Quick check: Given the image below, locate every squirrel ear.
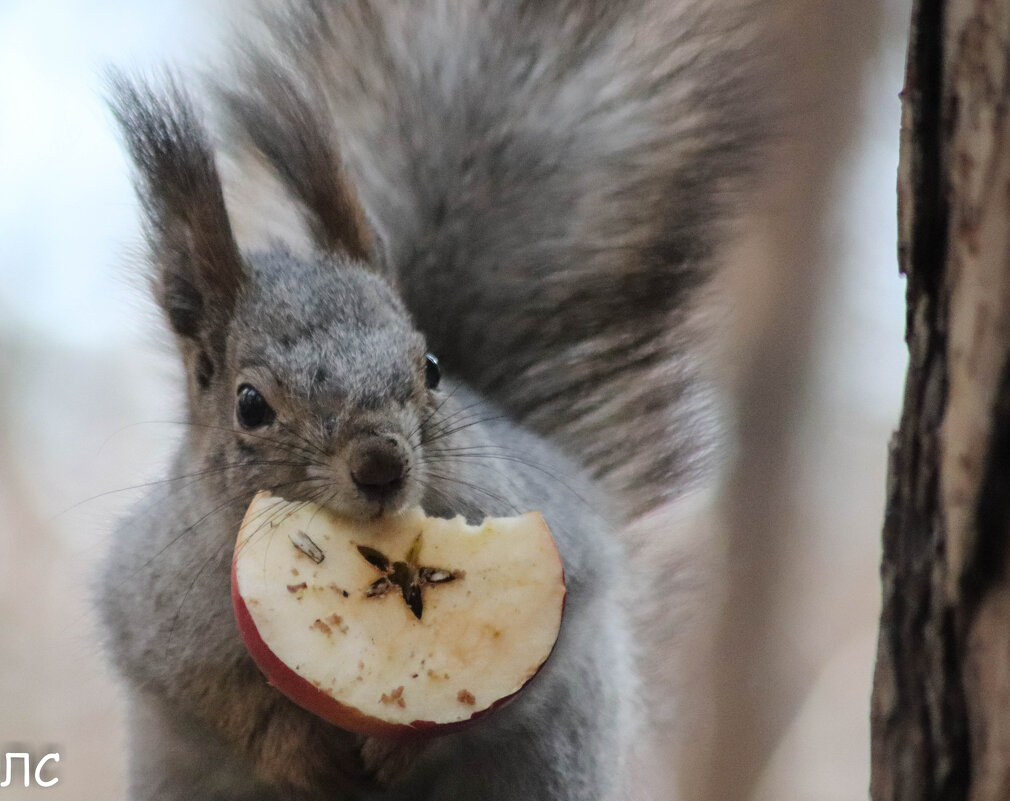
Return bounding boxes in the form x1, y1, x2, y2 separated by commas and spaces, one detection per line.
108, 72, 246, 341
220, 67, 376, 263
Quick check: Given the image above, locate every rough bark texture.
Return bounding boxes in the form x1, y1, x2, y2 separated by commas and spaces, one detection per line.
871, 1, 1010, 799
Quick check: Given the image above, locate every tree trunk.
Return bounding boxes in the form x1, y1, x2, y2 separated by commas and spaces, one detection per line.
871, 1, 1010, 799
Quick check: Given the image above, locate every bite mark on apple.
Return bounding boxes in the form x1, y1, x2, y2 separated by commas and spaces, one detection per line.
312, 618, 333, 635
380, 686, 406, 708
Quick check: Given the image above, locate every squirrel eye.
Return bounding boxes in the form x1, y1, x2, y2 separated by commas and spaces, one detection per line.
236, 384, 276, 429
424, 353, 441, 390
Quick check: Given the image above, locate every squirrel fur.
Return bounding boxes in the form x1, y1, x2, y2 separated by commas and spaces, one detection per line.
98, 1, 763, 799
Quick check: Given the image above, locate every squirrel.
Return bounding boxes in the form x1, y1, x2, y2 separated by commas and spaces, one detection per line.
97, 1, 763, 799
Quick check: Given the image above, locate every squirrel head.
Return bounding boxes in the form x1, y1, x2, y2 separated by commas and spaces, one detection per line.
110, 75, 442, 519
224, 252, 438, 519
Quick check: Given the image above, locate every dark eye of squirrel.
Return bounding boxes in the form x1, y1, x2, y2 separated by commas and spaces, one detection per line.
425, 353, 441, 390
236, 384, 275, 429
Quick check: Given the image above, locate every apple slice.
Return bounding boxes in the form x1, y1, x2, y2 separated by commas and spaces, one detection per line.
232, 491, 566, 737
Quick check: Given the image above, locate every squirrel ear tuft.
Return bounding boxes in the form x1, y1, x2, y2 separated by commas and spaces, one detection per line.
108, 71, 246, 341
220, 66, 376, 263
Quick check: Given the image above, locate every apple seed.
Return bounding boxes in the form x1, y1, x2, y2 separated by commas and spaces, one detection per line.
355, 535, 462, 620
289, 529, 325, 564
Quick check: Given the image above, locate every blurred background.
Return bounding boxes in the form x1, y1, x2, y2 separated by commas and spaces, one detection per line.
0, 0, 909, 798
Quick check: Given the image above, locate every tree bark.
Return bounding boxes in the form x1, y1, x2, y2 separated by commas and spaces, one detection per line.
871, 1, 1010, 800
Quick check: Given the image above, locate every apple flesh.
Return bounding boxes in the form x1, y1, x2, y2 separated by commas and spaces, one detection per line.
232, 491, 566, 737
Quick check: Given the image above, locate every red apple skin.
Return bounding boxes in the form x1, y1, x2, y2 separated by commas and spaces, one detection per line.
231, 537, 567, 739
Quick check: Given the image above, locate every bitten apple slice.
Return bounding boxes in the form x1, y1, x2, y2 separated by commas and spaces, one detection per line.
232, 491, 566, 737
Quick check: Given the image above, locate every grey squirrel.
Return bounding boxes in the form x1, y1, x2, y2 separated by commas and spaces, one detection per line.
98, 1, 763, 799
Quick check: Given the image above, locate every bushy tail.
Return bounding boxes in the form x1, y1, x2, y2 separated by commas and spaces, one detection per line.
219, 0, 765, 519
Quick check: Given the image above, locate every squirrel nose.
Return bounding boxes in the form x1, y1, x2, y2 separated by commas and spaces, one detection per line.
349, 437, 406, 499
